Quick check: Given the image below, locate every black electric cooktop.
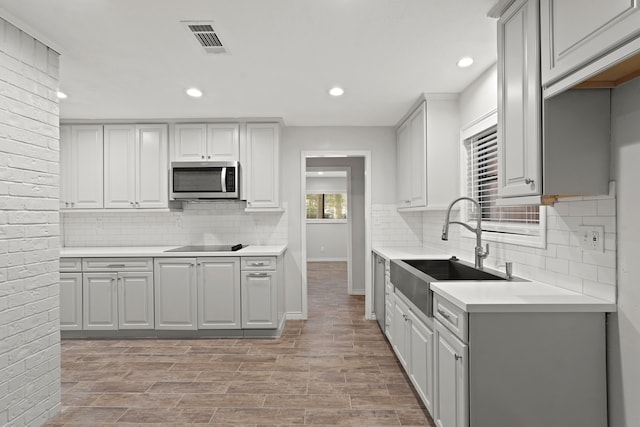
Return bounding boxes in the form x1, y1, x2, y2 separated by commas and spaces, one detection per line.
165, 244, 246, 252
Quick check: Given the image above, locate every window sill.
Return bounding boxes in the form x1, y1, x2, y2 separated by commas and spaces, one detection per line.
306, 219, 348, 224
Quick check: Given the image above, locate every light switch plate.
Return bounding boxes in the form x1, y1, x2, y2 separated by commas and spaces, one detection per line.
578, 225, 605, 252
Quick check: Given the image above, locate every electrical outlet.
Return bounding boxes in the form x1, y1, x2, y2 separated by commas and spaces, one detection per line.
578, 226, 604, 252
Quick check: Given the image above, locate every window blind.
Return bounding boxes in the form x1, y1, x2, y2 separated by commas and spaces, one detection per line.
465, 126, 540, 236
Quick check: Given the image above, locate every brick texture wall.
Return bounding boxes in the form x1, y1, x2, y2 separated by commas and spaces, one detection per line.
0, 18, 62, 426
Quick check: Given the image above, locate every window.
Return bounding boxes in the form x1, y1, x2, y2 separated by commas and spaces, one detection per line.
464, 125, 544, 245
306, 193, 347, 220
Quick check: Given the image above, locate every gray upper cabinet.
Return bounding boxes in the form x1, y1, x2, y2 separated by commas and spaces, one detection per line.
497, 0, 541, 198
244, 123, 281, 210
540, 0, 640, 86
60, 125, 104, 209
104, 124, 168, 209
396, 97, 459, 210
172, 123, 240, 162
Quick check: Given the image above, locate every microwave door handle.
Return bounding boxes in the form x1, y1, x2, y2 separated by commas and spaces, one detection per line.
221, 167, 227, 192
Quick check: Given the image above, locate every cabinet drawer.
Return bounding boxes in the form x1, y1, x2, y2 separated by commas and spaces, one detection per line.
241, 257, 276, 271
60, 258, 82, 272
82, 258, 153, 272
433, 293, 468, 343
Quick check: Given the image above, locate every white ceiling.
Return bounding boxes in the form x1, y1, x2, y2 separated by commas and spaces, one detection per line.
0, 0, 498, 126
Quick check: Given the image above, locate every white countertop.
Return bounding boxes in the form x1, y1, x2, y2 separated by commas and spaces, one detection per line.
430, 280, 616, 313
372, 246, 450, 261
373, 245, 616, 313
60, 245, 287, 258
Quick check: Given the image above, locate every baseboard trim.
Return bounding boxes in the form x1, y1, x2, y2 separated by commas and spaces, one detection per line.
286, 312, 306, 320
307, 258, 348, 262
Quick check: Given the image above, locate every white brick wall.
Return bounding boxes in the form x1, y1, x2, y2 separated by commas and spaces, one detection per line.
0, 18, 61, 426
421, 186, 617, 302
62, 201, 288, 247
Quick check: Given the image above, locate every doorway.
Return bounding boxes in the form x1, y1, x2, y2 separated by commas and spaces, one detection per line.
300, 151, 373, 320
305, 166, 352, 293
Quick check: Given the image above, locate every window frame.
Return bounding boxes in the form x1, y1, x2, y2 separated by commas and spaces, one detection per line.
460, 112, 546, 249
305, 190, 349, 224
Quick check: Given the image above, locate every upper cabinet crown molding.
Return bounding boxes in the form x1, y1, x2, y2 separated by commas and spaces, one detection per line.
488, 0, 517, 18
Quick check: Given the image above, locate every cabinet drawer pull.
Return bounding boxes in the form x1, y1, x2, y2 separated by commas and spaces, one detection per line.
106, 264, 126, 268
248, 272, 268, 277
437, 309, 451, 320
250, 262, 266, 266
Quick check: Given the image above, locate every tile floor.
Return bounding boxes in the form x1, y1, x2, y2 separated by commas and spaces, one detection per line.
45, 261, 435, 426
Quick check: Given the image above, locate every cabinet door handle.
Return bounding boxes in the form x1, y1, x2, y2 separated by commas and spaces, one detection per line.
201, 155, 205, 159
525, 178, 534, 185
248, 272, 268, 277
455, 354, 463, 361
437, 309, 451, 320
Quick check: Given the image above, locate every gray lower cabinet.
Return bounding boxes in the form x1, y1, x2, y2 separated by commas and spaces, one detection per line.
118, 271, 154, 329
154, 258, 197, 330
83, 272, 118, 330
197, 257, 241, 329
241, 257, 278, 328
81, 258, 154, 331
433, 292, 607, 427
61, 254, 284, 334
433, 319, 468, 427
392, 291, 435, 415
59, 272, 83, 331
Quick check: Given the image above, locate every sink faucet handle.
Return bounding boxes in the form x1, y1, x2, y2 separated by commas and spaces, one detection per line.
477, 243, 489, 258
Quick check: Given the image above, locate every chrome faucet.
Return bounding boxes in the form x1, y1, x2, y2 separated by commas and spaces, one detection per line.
441, 196, 490, 270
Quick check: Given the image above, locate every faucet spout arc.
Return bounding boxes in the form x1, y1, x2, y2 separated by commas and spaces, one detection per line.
441, 196, 489, 270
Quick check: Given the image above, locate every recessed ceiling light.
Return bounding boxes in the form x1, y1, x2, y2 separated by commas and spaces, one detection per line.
457, 57, 474, 68
186, 87, 203, 98
329, 87, 344, 97
56, 91, 67, 99
317, 171, 324, 175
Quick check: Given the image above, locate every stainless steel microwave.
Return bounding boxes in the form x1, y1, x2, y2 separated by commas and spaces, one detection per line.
170, 161, 239, 200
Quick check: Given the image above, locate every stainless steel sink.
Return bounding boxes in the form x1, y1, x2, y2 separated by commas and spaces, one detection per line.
390, 257, 507, 317
401, 258, 505, 281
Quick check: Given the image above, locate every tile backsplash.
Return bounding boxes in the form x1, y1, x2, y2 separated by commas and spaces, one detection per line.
61, 201, 288, 247
372, 204, 423, 248
421, 184, 617, 302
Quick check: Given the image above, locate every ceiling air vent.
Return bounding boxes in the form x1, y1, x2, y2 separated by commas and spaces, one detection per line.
181, 21, 229, 55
